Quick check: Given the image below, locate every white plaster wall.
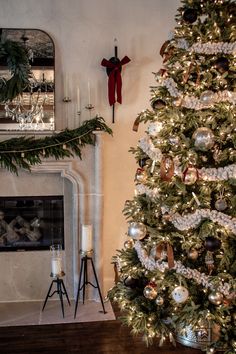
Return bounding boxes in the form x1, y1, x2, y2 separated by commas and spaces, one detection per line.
0, 0, 180, 294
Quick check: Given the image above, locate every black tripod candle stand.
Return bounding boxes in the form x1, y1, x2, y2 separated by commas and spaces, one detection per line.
42, 273, 71, 318
74, 250, 107, 318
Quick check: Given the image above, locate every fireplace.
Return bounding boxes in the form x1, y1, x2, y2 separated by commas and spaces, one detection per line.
0, 196, 64, 251
0, 131, 104, 302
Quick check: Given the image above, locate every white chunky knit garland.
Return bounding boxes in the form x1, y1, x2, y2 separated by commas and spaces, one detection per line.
169, 208, 236, 235
158, 78, 236, 109
176, 39, 236, 55
134, 241, 232, 296
138, 136, 162, 162
139, 136, 236, 182
136, 184, 159, 199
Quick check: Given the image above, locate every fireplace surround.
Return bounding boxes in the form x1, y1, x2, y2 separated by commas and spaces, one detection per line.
0, 131, 104, 302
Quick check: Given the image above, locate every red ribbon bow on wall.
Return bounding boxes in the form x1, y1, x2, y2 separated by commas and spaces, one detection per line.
101, 56, 131, 106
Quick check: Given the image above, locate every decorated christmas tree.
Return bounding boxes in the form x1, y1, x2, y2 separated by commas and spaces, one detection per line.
109, 0, 236, 353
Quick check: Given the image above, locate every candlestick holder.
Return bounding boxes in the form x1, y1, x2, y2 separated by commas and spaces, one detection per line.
74, 249, 107, 318
85, 103, 94, 110
62, 96, 71, 102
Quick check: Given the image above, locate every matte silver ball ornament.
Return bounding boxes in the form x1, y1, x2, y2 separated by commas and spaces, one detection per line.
124, 239, 134, 250
155, 295, 164, 305
171, 286, 189, 303
215, 198, 227, 211
143, 285, 158, 300
208, 291, 224, 305
127, 222, 147, 240
193, 127, 215, 151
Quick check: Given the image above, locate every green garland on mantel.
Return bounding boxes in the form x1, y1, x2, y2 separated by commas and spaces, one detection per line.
0, 116, 112, 174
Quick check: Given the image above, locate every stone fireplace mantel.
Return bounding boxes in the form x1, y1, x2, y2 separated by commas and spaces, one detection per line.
0, 131, 104, 302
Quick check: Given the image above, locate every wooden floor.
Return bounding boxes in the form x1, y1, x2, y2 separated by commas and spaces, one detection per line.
0, 305, 202, 354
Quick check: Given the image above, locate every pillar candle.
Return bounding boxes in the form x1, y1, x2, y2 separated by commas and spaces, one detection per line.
81, 224, 93, 252
51, 257, 62, 275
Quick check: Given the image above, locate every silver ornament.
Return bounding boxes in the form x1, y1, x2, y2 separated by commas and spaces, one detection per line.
147, 121, 163, 136
193, 127, 215, 151
171, 286, 189, 303
215, 198, 227, 211
127, 222, 147, 240
124, 239, 134, 250
200, 90, 215, 105
208, 291, 223, 305
188, 248, 199, 260
143, 285, 158, 300
155, 295, 164, 305
183, 166, 198, 185
207, 347, 216, 354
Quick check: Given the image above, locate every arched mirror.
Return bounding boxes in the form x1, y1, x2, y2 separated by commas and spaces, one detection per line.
0, 28, 55, 131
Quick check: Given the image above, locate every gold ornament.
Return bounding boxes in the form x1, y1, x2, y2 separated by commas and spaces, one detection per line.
135, 168, 147, 183
124, 239, 134, 250
188, 248, 199, 260
205, 251, 214, 274
143, 284, 158, 300
208, 291, 224, 305
231, 339, 236, 349
193, 127, 215, 151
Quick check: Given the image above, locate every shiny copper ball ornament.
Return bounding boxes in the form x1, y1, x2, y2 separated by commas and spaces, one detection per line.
143, 284, 158, 300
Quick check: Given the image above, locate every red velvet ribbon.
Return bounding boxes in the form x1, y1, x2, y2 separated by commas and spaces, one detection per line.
101, 56, 131, 106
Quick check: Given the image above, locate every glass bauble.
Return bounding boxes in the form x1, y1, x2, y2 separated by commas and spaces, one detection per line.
155, 295, 164, 305
171, 286, 189, 303
183, 166, 198, 185
124, 239, 134, 250
205, 236, 221, 252
147, 121, 163, 137
215, 198, 227, 211
208, 291, 223, 305
193, 127, 215, 151
127, 222, 147, 240
200, 90, 215, 105
143, 284, 158, 299
183, 8, 198, 23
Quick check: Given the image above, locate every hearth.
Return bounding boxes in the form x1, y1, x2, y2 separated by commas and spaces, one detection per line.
0, 195, 64, 251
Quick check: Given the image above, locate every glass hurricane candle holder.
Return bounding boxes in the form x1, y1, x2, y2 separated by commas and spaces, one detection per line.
50, 244, 65, 278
